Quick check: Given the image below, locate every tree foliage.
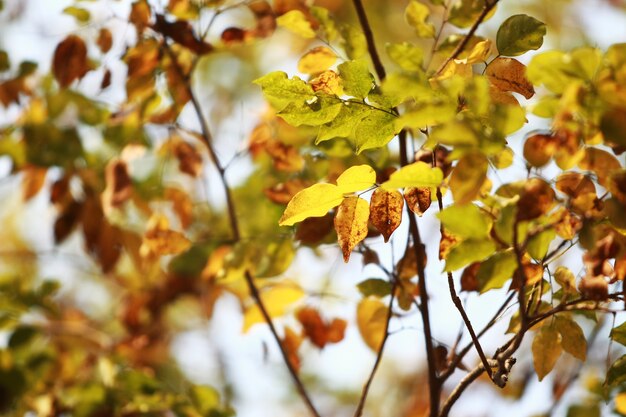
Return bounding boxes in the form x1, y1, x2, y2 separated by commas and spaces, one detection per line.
1, 0, 626, 416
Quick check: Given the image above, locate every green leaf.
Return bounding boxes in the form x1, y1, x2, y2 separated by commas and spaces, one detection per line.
532, 326, 562, 381
496, 14, 546, 57
444, 238, 496, 272
354, 111, 398, 153
340, 24, 367, 60
357, 278, 392, 298
338, 60, 374, 99
63, 6, 91, 23
316, 104, 368, 143
386, 42, 424, 72
437, 204, 492, 239
381, 162, 443, 190
555, 316, 586, 361
336, 165, 377, 193
566, 404, 600, 417
527, 228, 556, 259
449, 0, 495, 28
430, 121, 479, 146
610, 321, 626, 346
278, 97, 343, 126
279, 183, 345, 226
405, 1, 435, 38
8, 326, 38, 349
606, 355, 626, 387
254, 71, 314, 111
526, 51, 574, 94
396, 101, 456, 130
381, 72, 430, 105
0, 50, 10, 72
191, 385, 220, 415
477, 249, 517, 292
310, 6, 339, 41
276, 10, 315, 38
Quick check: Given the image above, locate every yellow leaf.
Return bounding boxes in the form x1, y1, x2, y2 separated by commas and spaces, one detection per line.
140, 213, 191, 258
460, 40, 493, 64
369, 188, 403, 242
279, 183, 344, 226
276, 10, 315, 38
334, 196, 369, 262
298, 46, 337, 75
532, 326, 562, 381
243, 284, 305, 331
310, 70, 343, 95
555, 316, 587, 361
336, 164, 377, 193
449, 152, 488, 204
381, 162, 443, 190
616, 392, 626, 415
357, 297, 387, 351
430, 60, 472, 84
486, 57, 535, 99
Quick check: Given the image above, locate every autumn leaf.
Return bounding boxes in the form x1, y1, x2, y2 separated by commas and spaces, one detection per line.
381, 162, 443, 190
369, 188, 403, 242
486, 57, 535, 99
336, 164, 377, 193
532, 326, 562, 381
279, 183, 344, 226
357, 297, 387, 351
296, 307, 346, 348
334, 196, 370, 262
554, 316, 586, 361
298, 46, 337, 75
404, 187, 431, 216
53, 35, 91, 88
243, 284, 305, 331
102, 158, 133, 214
449, 152, 488, 205
496, 14, 546, 57
21, 165, 47, 201
140, 213, 192, 258
276, 10, 315, 38
281, 326, 303, 372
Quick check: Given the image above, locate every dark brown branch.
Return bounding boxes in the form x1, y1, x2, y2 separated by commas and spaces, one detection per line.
351, 0, 386, 81
434, 0, 500, 75
439, 364, 485, 417
353, 278, 399, 417
163, 41, 322, 417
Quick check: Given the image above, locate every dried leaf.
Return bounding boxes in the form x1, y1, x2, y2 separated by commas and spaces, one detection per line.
369, 188, 403, 242
140, 213, 192, 258
173, 140, 203, 177
296, 307, 346, 348
130, 0, 151, 34
102, 159, 133, 214
96, 28, 113, 53
532, 326, 562, 381
282, 326, 303, 372
21, 166, 47, 201
154, 14, 213, 54
310, 70, 343, 95
295, 213, 334, 245
404, 187, 431, 216
298, 46, 337, 75
486, 57, 535, 99
52, 35, 90, 88
165, 187, 193, 229
334, 196, 370, 262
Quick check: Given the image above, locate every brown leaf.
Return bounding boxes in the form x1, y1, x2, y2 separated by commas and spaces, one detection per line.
154, 14, 213, 55
102, 159, 133, 213
296, 307, 346, 348
461, 262, 481, 292
140, 213, 192, 258
310, 70, 342, 95
52, 35, 91, 88
281, 326, 303, 372
265, 140, 304, 172
397, 244, 427, 280
369, 188, 403, 242
0, 78, 28, 107
248, 1, 276, 38
54, 200, 82, 243
265, 179, 310, 205
516, 178, 555, 221
173, 140, 202, 177
130, 0, 151, 34
81, 196, 122, 272
96, 28, 113, 53
523, 133, 557, 167
101, 68, 112, 90
439, 230, 459, 260
50, 176, 71, 206
404, 187, 431, 216
334, 196, 369, 263
415, 147, 452, 177
578, 275, 608, 301
579, 147, 621, 187
295, 213, 334, 245
486, 57, 535, 99
165, 187, 193, 229
21, 166, 47, 201
556, 172, 595, 197
221, 27, 246, 44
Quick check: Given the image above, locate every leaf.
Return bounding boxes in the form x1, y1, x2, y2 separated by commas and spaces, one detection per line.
437, 204, 492, 239
554, 316, 586, 361
338, 60, 374, 99
532, 326, 562, 381
527, 228, 556, 259
381, 162, 443, 190
281, 326, 302, 372
606, 355, 626, 387
617, 393, 626, 416
316, 104, 367, 143
21, 166, 47, 201
554, 266, 577, 294
140, 213, 192, 258
154, 14, 212, 54
357, 297, 387, 351
296, 307, 346, 348
404, 187, 431, 216
369, 188, 403, 242
601, 108, 626, 147
357, 278, 392, 298
310, 70, 343, 95
524, 133, 556, 167
405, 1, 435, 38
610, 321, 626, 346
354, 110, 398, 153
278, 97, 344, 126
243, 284, 305, 331
486, 57, 535, 99
279, 183, 344, 226
477, 249, 517, 292
448, 0, 496, 28
63, 6, 90, 23
444, 238, 496, 272
334, 196, 370, 262
386, 42, 424, 72
397, 101, 457, 131
430, 121, 479, 146
449, 152, 488, 205
53, 35, 91, 88
277, 10, 315, 38
96, 28, 113, 53
298, 47, 337, 75
336, 164, 377, 193
496, 14, 546, 57
254, 71, 315, 111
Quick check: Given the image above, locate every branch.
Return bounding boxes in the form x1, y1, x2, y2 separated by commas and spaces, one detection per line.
163, 41, 322, 417
439, 364, 485, 417
434, 0, 500, 75
351, 0, 386, 81
353, 277, 399, 417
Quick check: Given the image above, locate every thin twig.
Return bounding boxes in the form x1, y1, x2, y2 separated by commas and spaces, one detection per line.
435, 0, 500, 75
351, 0, 386, 81
439, 364, 485, 417
162, 40, 322, 417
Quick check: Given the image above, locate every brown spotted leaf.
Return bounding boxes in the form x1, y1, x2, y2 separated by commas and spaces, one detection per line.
334, 196, 369, 262
369, 188, 403, 242
173, 140, 203, 177
404, 187, 431, 216
53, 35, 91, 88
486, 57, 535, 99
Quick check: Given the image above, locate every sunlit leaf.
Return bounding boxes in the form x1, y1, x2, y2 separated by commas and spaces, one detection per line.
554, 266, 577, 294
334, 196, 370, 262
437, 204, 492, 239
254, 71, 315, 111
405, 1, 435, 38
449, 152, 488, 205
486, 57, 535, 99
357, 297, 387, 351
357, 278, 392, 298
606, 355, 626, 387
386, 42, 424, 72
338, 60, 374, 99
278, 97, 344, 126
336, 164, 377, 193
477, 249, 517, 292
381, 162, 443, 190
449, 0, 496, 28
532, 326, 562, 381
404, 187, 431, 216
296, 307, 346, 348
279, 183, 344, 226
354, 110, 398, 153
555, 316, 586, 361
298, 46, 337, 75
243, 284, 305, 331
444, 238, 496, 272
52, 35, 91, 88
369, 188, 403, 242
496, 14, 546, 57
276, 10, 315, 38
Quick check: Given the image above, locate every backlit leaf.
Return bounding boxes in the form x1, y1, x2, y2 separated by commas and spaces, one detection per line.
243, 284, 305, 331
610, 322, 626, 346
405, 1, 435, 38
357, 278, 392, 298
336, 164, 377, 193
279, 183, 344, 226
600, 108, 626, 147
317, 104, 367, 143
404, 187, 431, 216
334, 196, 370, 262
53, 35, 91, 88
527, 228, 556, 259
254, 71, 314, 111
449, 152, 488, 204
532, 326, 562, 381
369, 188, 403, 242
554, 266, 577, 294
496, 14, 546, 57
606, 355, 626, 387
386, 42, 424, 72
555, 316, 586, 361
448, 0, 496, 29
276, 10, 315, 38
338, 60, 374, 99
437, 204, 492, 239
298, 47, 337, 75
278, 97, 344, 126
354, 110, 398, 153
357, 297, 387, 351
444, 238, 496, 272
486, 57, 535, 99
296, 307, 346, 348
381, 162, 443, 190
477, 249, 517, 292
